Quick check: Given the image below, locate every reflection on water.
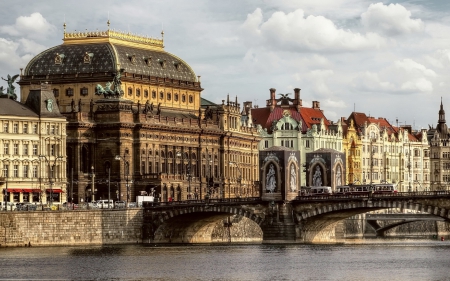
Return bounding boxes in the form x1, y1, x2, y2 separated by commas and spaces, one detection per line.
0, 241, 449, 281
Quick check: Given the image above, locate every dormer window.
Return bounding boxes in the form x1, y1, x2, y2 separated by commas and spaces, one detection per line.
83, 52, 93, 64
54, 53, 65, 65
144, 57, 152, 66
174, 62, 182, 71
159, 59, 166, 68
127, 54, 136, 64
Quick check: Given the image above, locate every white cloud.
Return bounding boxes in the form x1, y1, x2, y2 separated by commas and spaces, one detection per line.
0, 37, 30, 71
240, 8, 386, 53
17, 38, 46, 54
0, 13, 56, 40
361, 3, 424, 36
352, 58, 435, 94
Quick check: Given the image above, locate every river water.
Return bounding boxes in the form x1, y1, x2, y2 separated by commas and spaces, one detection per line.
0, 241, 449, 281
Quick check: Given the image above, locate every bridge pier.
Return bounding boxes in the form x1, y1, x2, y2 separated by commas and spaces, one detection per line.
261, 202, 296, 243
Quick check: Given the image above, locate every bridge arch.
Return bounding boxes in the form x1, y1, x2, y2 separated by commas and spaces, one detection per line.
294, 199, 450, 243
144, 205, 265, 244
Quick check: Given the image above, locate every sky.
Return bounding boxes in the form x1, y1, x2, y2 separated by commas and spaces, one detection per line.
0, 0, 450, 130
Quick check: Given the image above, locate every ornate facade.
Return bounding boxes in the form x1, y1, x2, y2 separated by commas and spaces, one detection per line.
0, 85, 67, 204
19, 24, 260, 203
250, 88, 343, 187
345, 112, 429, 191
428, 99, 450, 191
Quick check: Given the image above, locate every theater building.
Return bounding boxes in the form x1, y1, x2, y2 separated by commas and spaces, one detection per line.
18, 23, 260, 203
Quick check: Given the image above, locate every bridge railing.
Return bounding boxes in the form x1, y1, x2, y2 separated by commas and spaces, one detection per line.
142, 197, 261, 208
296, 190, 450, 201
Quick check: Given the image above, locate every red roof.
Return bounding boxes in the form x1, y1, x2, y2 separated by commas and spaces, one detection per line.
252, 106, 329, 133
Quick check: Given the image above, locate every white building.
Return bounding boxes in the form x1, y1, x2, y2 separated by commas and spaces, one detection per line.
0, 84, 67, 205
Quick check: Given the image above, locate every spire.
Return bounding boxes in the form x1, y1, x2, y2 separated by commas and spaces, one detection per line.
439, 97, 445, 124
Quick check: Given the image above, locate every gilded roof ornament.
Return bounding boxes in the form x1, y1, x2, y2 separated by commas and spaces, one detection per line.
63, 28, 164, 51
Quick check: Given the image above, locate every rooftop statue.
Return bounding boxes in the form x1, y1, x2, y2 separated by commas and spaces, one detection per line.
1, 74, 19, 100
95, 70, 124, 99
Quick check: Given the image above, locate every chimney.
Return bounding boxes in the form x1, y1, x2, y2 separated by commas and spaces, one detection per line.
312, 101, 320, 109
270, 88, 276, 100
294, 88, 302, 112
267, 88, 277, 112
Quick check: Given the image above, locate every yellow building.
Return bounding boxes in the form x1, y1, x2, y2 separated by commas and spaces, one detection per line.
342, 119, 362, 185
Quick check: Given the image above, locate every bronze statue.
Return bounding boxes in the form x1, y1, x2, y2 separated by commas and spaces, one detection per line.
1, 74, 19, 100
95, 70, 124, 99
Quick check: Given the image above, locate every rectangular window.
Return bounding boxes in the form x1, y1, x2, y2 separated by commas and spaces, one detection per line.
13, 123, 18, 133
3, 165, 8, 178
13, 165, 18, 178
3, 123, 8, 133
23, 124, 28, 134
305, 140, 310, 148
32, 144, 38, 155
50, 125, 55, 135
141, 161, 146, 174
13, 143, 18, 155
4, 143, 9, 155
33, 124, 38, 134
264, 140, 269, 148
23, 144, 28, 155
23, 165, 29, 178
50, 144, 55, 156
32, 165, 38, 178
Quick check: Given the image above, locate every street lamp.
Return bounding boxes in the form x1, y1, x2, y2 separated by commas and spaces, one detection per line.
39, 154, 63, 206
115, 154, 130, 207
176, 151, 192, 200
229, 161, 242, 199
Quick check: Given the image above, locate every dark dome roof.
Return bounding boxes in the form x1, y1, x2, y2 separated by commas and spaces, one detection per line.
23, 29, 197, 82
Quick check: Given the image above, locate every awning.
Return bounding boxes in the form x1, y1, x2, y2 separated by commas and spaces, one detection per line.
7, 189, 23, 192
46, 189, 63, 193
24, 189, 41, 193
6, 188, 41, 193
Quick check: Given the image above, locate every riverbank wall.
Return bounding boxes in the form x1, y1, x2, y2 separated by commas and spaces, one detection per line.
0, 209, 143, 247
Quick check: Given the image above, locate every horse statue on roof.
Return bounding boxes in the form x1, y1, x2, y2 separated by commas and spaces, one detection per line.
95, 70, 124, 99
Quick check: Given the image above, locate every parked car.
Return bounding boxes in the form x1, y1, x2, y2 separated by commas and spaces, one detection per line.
87, 202, 98, 209
115, 201, 126, 208
97, 200, 114, 209
128, 202, 137, 208
0, 202, 16, 211
62, 202, 78, 210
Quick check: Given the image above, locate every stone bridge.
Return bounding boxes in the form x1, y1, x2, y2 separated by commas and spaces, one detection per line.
142, 191, 450, 244
365, 213, 446, 237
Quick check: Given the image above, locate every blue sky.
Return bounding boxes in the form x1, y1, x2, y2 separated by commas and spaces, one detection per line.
0, 0, 449, 130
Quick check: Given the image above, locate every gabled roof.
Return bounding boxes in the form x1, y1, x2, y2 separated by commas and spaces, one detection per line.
251, 106, 329, 134
251, 107, 303, 133
300, 107, 330, 130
